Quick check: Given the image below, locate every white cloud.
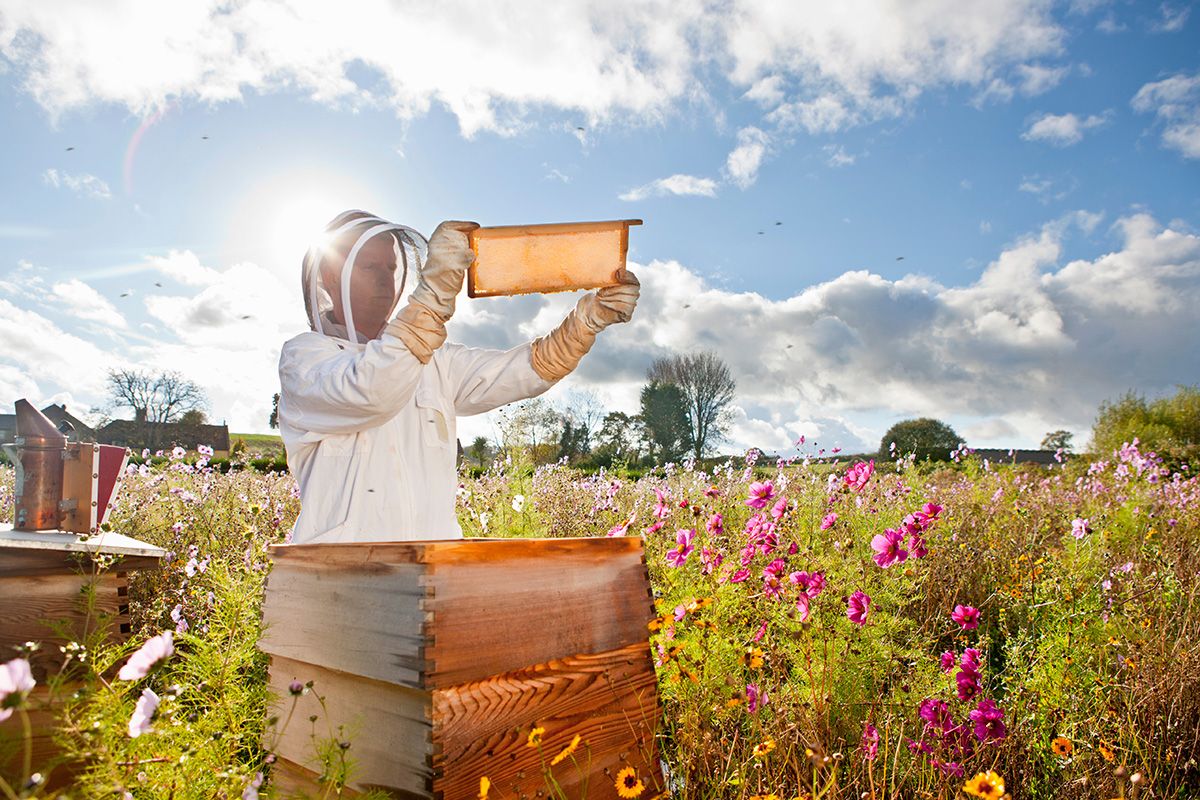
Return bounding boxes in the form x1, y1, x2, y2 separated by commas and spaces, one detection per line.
0, 0, 1067, 144
1151, 4, 1190, 32
1017, 173, 1076, 203
1132, 72, 1200, 159
146, 249, 224, 287
1021, 111, 1111, 146
51, 278, 126, 328
823, 144, 856, 167
42, 168, 111, 199
619, 173, 718, 202
724, 126, 771, 188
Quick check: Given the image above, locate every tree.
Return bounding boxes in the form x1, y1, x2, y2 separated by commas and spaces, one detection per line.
466, 436, 491, 467
269, 393, 280, 429
1090, 385, 1200, 462
593, 411, 642, 465
178, 409, 208, 426
1040, 430, 1074, 452
879, 418, 964, 461
639, 381, 692, 463
106, 369, 207, 425
497, 398, 562, 464
647, 351, 736, 460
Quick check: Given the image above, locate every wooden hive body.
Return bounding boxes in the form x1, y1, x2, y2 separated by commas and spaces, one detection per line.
0, 526, 165, 786
260, 537, 664, 799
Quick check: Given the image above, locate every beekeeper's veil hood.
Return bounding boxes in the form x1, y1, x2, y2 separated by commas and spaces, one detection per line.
301, 210, 429, 344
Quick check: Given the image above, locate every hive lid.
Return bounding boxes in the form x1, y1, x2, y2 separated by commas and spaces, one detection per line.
0, 524, 166, 558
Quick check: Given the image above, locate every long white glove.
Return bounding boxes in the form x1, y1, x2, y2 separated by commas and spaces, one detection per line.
388, 220, 479, 363
530, 269, 640, 382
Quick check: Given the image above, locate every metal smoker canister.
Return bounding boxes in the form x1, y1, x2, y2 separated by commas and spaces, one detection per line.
10, 399, 68, 531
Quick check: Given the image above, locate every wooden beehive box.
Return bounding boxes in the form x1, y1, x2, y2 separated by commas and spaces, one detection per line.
0, 525, 165, 785
260, 537, 664, 799
467, 220, 642, 298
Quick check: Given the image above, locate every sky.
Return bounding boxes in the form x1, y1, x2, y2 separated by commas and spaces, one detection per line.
0, 0, 1198, 456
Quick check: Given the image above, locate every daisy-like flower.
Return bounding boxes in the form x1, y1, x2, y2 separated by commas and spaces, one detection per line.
939, 651, 956, 674
128, 688, 160, 738
952, 605, 980, 630
705, 512, 724, 536
968, 698, 1006, 742
752, 737, 776, 758
744, 481, 776, 509
820, 512, 838, 530
1051, 736, 1073, 757
746, 682, 766, 713
1071, 517, 1091, 539
795, 592, 811, 623
665, 529, 696, 567
870, 528, 908, 568
861, 722, 880, 761
511, 494, 525, 512
118, 631, 174, 681
614, 766, 644, 798
762, 558, 788, 598
846, 590, 871, 625
0, 658, 35, 722
844, 460, 874, 492
961, 770, 1005, 799
550, 734, 582, 766
526, 725, 545, 747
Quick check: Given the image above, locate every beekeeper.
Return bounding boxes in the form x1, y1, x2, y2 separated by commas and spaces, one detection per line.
277, 210, 639, 544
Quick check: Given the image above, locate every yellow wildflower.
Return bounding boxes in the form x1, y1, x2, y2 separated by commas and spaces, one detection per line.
1051, 737, 1073, 757
1097, 741, 1115, 762
962, 770, 1005, 799
614, 766, 645, 798
752, 737, 776, 758
742, 647, 765, 668
550, 733, 582, 766
526, 726, 545, 747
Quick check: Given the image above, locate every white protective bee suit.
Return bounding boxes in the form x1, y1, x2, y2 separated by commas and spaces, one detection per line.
277, 210, 639, 544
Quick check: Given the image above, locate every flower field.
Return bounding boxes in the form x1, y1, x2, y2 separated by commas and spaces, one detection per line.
2, 440, 1198, 799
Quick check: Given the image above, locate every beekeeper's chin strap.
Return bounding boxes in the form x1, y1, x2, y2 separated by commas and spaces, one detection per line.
306, 215, 426, 345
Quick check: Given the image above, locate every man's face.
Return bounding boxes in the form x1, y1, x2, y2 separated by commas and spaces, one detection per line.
323, 233, 402, 340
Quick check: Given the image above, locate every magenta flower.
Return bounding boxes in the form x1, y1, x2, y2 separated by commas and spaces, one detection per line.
951, 605, 980, 630
861, 723, 880, 761
770, 496, 789, 521
118, 631, 174, 681
705, 512, 724, 536
652, 488, 671, 520
919, 698, 954, 734
1071, 517, 1091, 539
746, 683, 766, 713
820, 512, 838, 530
788, 570, 827, 597
665, 529, 696, 567
939, 651, 956, 674
127, 688, 160, 738
744, 481, 776, 509
844, 460, 875, 492
968, 698, 1007, 742
956, 649, 982, 701
762, 558, 788, 598
0, 658, 35, 722
752, 619, 768, 642
645, 520, 665, 535
795, 592, 811, 622
606, 513, 636, 537
728, 568, 751, 584
700, 546, 723, 575
908, 532, 929, 559
846, 590, 871, 625
870, 528, 908, 568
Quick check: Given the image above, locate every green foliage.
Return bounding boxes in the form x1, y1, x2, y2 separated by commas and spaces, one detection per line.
879, 417, 964, 461
1091, 385, 1200, 464
639, 381, 692, 463
1040, 430, 1074, 452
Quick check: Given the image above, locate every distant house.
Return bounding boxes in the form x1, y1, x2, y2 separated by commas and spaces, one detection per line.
0, 403, 97, 443
96, 409, 231, 458
971, 448, 1063, 466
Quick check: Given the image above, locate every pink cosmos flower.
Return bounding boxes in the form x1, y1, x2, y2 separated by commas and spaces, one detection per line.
705, 512, 724, 536
704, 485, 721, 498
118, 631, 174, 681
1071, 517, 1091, 539
908, 532, 929, 559
752, 619, 768, 642
846, 590, 871, 625
951, 605, 980, 630
919, 698, 954, 734
968, 698, 1006, 742
744, 481, 776, 509
861, 723, 879, 761
728, 568, 751, 584
788, 570, 826, 597
665, 529, 696, 567
0, 658, 35, 722
645, 520, 665, 535
795, 592, 811, 623
844, 460, 875, 492
762, 558, 788, 598
652, 488, 671, 520
870, 528, 908, 568
700, 546, 724, 575
746, 683, 766, 713
820, 512, 838, 530
128, 688, 160, 738
770, 497, 789, 521
606, 514, 636, 537
939, 651, 956, 674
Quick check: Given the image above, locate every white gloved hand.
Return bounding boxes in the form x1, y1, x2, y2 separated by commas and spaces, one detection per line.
530, 269, 640, 382
409, 220, 480, 322
387, 219, 478, 364
575, 269, 640, 332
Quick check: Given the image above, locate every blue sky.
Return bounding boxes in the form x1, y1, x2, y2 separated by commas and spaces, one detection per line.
1, 0, 1198, 455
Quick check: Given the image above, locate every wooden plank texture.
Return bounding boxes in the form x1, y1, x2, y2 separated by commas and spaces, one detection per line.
424, 539, 656, 688
260, 559, 431, 689
266, 654, 433, 798
431, 641, 663, 800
